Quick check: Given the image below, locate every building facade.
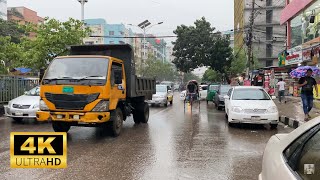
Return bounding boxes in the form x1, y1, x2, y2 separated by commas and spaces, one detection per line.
7, 7, 43, 24
83, 19, 106, 44
0, 0, 7, 20
222, 30, 235, 49
280, 0, 320, 66
234, 0, 286, 67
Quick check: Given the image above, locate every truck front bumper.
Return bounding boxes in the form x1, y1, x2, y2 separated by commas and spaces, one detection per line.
36, 111, 111, 123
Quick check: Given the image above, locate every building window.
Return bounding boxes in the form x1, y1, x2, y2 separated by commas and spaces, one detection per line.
266, 10, 273, 24
266, 60, 273, 67
120, 31, 124, 35
266, 44, 273, 57
109, 31, 114, 36
110, 41, 114, 44
266, 27, 273, 40
266, 0, 272, 6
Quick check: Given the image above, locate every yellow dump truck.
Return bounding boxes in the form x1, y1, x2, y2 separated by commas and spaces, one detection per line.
36, 45, 155, 136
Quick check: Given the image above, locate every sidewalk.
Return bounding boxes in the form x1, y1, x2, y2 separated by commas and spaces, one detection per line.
275, 96, 320, 128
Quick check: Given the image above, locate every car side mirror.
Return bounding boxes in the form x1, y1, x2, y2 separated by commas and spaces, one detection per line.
224, 95, 230, 100
272, 96, 276, 100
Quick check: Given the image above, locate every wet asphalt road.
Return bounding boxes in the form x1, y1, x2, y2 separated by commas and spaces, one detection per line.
0, 93, 292, 180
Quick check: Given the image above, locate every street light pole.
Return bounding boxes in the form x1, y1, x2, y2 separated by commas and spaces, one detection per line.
78, 0, 88, 22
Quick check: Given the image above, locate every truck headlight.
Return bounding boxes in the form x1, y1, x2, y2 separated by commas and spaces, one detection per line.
39, 100, 49, 111
267, 106, 278, 113
92, 100, 109, 112
231, 106, 243, 113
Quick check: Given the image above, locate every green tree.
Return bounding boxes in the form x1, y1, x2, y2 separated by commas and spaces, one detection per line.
0, 19, 26, 43
15, 18, 90, 69
202, 68, 221, 83
172, 17, 232, 73
138, 57, 178, 82
182, 72, 200, 83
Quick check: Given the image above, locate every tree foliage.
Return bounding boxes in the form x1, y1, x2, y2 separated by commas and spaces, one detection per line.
172, 17, 233, 73
137, 56, 178, 82
182, 72, 200, 83
202, 68, 222, 83
0, 19, 26, 43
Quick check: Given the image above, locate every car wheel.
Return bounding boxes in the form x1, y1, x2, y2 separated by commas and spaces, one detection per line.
270, 124, 278, 129
164, 100, 168, 107
12, 117, 23, 123
170, 99, 173, 105
225, 113, 228, 120
217, 106, 222, 111
52, 121, 71, 132
206, 100, 208, 104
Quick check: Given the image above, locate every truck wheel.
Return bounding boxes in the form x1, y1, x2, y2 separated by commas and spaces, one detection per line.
133, 102, 149, 124
109, 108, 123, 137
140, 102, 149, 123
12, 117, 23, 123
52, 121, 71, 132
270, 124, 278, 129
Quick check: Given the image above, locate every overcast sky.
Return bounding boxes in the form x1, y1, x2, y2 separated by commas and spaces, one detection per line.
8, 0, 234, 44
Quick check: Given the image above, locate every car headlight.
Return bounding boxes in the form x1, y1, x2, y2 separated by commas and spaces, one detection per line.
8, 101, 12, 108
231, 106, 243, 113
33, 104, 39, 109
92, 100, 109, 112
39, 100, 49, 111
267, 106, 278, 113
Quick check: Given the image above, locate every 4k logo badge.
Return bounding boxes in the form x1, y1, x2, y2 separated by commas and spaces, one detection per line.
10, 132, 67, 168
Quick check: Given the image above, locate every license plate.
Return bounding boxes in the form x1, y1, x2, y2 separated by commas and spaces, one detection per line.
251, 116, 260, 121
15, 112, 23, 116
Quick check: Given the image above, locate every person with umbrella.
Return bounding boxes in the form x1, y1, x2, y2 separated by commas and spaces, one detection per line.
298, 68, 319, 121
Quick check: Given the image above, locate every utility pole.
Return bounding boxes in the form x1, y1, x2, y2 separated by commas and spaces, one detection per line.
246, 0, 255, 78
78, 0, 88, 22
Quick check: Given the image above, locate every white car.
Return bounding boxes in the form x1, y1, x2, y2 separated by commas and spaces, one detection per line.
199, 85, 208, 101
224, 86, 278, 128
147, 84, 173, 107
259, 117, 320, 180
4, 86, 40, 122
180, 90, 186, 100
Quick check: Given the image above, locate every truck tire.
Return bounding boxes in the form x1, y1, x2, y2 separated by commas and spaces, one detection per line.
133, 102, 149, 124
52, 121, 71, 132
109, 107, 123, 137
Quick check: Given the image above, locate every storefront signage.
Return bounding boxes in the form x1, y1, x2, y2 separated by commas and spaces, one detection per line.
285, 46, 303, 65
302, 43, 320, 62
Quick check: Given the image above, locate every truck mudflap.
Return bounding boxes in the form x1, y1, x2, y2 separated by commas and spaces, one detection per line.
36, 111, 111, 123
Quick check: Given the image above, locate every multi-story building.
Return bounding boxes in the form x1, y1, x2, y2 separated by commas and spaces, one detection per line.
280, 0, 320, 67
234, 0, 286, 67
7, 7, 43, 25
0, 0, 7, 20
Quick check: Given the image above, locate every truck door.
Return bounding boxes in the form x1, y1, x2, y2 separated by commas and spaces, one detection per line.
110, 62, 126, 105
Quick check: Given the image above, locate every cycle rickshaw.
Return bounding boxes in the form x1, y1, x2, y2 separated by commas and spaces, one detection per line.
184, 80, 200, 111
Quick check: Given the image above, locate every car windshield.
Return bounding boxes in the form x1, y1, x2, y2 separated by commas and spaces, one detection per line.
209, 85, 219, 91
220, 86, 231, 94
232, 88, 270, 100
156, 85, 167, 92
25, 86, 40, 96
43, 57, 109, 85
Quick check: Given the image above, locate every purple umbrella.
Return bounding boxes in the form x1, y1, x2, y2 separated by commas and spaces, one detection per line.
290, 66, 320, 78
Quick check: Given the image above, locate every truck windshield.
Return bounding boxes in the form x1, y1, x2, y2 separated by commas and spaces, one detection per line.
156, 85, 167, 92
43, 57, 109, 85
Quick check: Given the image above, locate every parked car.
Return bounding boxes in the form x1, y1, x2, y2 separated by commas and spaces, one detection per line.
199, 85, 208, 101
224, 86, 278, 128
147, 84, 173, 107
214, 85, 232, 110
206, 84, 220, 104
4, 86, 40, 122
259, 117, 320, 180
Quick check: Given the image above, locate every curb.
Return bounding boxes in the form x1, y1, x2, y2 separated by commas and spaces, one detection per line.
279, 116, 303, 129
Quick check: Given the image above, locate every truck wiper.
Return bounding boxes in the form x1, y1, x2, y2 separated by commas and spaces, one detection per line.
43, 77, 74, 84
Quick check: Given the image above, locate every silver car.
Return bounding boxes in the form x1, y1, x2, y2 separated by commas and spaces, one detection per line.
4, 86, 40, 122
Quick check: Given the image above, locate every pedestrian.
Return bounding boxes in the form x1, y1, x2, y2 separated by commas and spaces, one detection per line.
276, 78, 286, 103
298, 68, 318, 121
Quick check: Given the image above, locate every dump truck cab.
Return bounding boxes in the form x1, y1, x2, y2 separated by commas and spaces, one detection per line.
37, 45, 155, 136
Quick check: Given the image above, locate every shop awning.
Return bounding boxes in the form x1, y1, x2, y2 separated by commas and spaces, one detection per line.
280, 0, 313, 25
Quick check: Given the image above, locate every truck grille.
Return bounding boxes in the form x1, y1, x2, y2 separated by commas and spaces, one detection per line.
45, 93, 100, 110
244, 109, 267, 114
13, 104, 31, 109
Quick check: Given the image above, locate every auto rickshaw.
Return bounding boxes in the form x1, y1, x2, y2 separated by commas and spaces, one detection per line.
206, 83, 220, 104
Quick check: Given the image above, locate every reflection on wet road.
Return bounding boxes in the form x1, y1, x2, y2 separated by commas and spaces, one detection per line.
0, 93, 292, 180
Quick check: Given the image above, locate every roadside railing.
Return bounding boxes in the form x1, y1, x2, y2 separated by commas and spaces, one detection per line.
0, 75, 39, 104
